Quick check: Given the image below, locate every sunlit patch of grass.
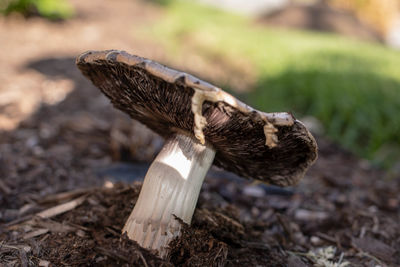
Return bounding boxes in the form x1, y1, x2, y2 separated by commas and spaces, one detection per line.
149, 0, 400, 167
1, 0, 74, 20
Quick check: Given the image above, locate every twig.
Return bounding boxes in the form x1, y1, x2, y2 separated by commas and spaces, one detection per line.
276, 213, 294, 243
214, 211, 244, 232
137, 250, 149, 267
356, 251, 385, 266
37, 188, 92, 204
95, 247, 130, 263
1, 244, 19, 250
24, 229, 49, 240
5, 215, 33, 227
105, 227, 120, 237
36, 195, 86, 219
213, 245, 228, 264
315, 232, 337, 244
67, 222, 91, 232
32, 217, 75, 233
338, 252, 344, 265
5, 195, 87, 228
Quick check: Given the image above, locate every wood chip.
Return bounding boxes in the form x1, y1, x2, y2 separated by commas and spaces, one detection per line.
0, 179, 12, 194
36, 195, 86, 219
353, 236, 396, 262
24, 229, 49, 239
37, 188, 91, 204
287, 254, 307, 267
18, 203, 37, 216
5, 215, 33, 227
32, 217, 75, 233
18, 246, 28, 267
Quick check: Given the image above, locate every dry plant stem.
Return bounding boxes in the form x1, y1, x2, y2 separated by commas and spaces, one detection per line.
122, 133, 216, 257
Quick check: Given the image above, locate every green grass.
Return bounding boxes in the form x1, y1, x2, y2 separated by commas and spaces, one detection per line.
1, 0, 74, 20
148, 0, 400, 167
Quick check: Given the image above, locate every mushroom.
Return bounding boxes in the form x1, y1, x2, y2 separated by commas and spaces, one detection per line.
76, 50, 317, 257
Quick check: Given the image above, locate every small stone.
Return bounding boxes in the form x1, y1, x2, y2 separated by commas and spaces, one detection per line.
310, 236, 322, 246
243, 185, 265, 198
294, 209, 329, 221
38, 259, 50, 267
76, 229, 86, 237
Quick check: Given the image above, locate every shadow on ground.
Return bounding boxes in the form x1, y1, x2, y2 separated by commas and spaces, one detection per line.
0, 54, 399, 266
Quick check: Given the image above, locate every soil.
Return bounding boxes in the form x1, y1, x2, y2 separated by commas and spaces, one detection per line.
0, 0, 399, 266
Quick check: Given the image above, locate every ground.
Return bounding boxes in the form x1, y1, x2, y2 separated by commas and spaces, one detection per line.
0, 0, 399, 266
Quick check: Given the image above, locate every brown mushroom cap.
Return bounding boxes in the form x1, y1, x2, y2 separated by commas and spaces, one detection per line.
76, 50, 317, 186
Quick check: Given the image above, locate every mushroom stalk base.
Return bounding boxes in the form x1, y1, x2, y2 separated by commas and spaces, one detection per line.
122, 134, 216, 258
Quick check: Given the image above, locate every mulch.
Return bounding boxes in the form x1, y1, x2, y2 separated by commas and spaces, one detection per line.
1, 1, 399, 266
0, 85, 399, 265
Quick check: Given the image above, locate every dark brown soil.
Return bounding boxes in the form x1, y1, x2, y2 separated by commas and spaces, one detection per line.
0, 0, 399, 266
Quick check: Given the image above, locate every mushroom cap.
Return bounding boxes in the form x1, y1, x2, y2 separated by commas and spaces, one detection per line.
76, 50, 317, 186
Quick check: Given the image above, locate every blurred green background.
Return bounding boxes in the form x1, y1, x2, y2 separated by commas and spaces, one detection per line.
1, 0, 74, 19
2, 0, 400, 169
147, 0, 400, 168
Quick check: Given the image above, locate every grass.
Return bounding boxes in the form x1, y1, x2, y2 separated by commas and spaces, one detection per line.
1, 0, 74, 20
147, 0, 400, 167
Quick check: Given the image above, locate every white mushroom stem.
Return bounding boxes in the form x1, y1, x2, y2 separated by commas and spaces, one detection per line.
122, 133, 216, 257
